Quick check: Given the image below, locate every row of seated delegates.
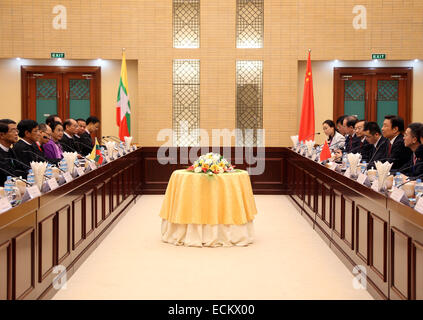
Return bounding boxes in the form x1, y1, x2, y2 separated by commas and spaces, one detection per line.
59, 117, 100, 157
322, 114, 423, 179
0, 115, 101, 186
45, 114, 99, 157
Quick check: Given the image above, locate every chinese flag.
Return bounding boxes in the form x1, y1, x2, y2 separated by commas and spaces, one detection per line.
320, 140, 332, 162
298, 51, 315, 142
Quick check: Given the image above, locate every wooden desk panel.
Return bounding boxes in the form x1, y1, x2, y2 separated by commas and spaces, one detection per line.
0, 148, 142, 300
285, 148, 422, 300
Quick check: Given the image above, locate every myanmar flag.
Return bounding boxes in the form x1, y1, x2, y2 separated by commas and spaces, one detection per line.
87, 138, 104, 164
116, 52, 131, 141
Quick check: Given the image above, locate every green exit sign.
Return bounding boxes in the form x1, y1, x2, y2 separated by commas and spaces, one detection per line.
372, 54, 386, 60
51, 52, 65, 58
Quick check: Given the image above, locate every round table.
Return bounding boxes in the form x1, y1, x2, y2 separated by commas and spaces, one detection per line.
159, 169, 257, 247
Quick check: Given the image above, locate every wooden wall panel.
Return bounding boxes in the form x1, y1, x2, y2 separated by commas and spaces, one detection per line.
323, 184, 331, 228
13, 228, 35, 300
343, 197, 354, 250
0, 241, 11, 300
85, 190, 95, 238
112, 173, 120, 210
95, 183, 105, 227
391, 227, 411, 300
369, 213, 387, 283
316, 180, 323, 220
57, 206, 70, 264
413, 241, 423, 300
356, 205, 369, 265
72, 196, 85, 250
104, 178, 112, 219
38, 214, 55, 282
333, 190, 343, 238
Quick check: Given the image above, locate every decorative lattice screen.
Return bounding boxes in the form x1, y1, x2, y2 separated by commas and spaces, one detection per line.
173, 60, 200, 146
236, 0, 264, 48
173, 0, 200, 48
236, 61, 263, 146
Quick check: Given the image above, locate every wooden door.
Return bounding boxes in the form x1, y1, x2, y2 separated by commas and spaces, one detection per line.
21, 66, 101, 139
334, 68, 412, 127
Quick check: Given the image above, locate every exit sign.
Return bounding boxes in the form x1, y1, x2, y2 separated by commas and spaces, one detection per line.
51, 52, 65, 58
372, 54, 386, 60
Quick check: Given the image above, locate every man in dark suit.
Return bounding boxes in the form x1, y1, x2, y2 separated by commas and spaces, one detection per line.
344, 116, 361, 153
399, 122, 423, 178
59, 119, 79, 153
363, 121, 389, 169
85, 116, 100, 145
381, 115, 412, 171
354, 120, 372, 162
75, 117, 98, 156
0, 119, 26, 186
13, 119, 45, 169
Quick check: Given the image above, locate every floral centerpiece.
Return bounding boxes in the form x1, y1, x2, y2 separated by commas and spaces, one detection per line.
187, 153, 235, 175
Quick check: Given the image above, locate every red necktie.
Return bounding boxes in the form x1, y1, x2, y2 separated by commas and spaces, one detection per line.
349, 137, 352, 149
388, 143, 392, 156
413, 154, 417, 165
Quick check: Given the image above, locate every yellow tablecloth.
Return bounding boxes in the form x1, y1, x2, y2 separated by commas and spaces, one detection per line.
159, 169, 257, 225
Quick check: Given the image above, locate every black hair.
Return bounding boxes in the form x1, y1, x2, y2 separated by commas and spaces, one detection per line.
86, 116, 100, 125
46, 114, 61, 127
384, 115, 405, 133
363, 121, 381, 136
323, 119, 336, 128
336, 115, 348, 125
0, 119, 16, 134
346, 117, 358, 128
50, 121, 63, 132
407, 122, 422, 143
17, 119, 38, 138
62, 119, 74, 131
76, 118, 86, 123
38, 123, 49, 132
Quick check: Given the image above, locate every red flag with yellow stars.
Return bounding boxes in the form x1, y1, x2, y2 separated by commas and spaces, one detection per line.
320, 140, 332, 162
298, 50, 315, 143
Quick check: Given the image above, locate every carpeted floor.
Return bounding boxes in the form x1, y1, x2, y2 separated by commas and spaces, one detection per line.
52, 195, 373, 300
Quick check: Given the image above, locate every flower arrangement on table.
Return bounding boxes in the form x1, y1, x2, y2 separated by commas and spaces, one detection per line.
187, 153, 235, 175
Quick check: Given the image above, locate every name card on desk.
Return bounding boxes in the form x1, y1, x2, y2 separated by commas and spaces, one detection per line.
344, 168, 351, 178
329, 163, 338, 171
357, 173, 369, 186
89, 162, 97, 171
47, 178, 59, 191
63, 172, 73, 183
0, 197, 12, 214
76, 167, 85, 177
22, 185, 41, 202
371, 180, 379, 192
390, 188, 409, 205
415, 198, 423, 214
